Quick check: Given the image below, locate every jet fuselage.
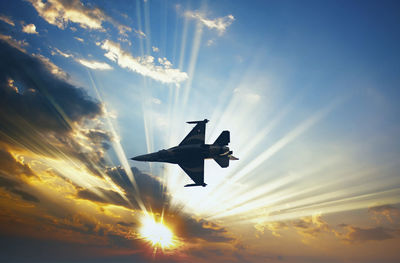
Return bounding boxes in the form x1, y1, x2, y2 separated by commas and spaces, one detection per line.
131, 144, 230, 164
131, 119, 238, 187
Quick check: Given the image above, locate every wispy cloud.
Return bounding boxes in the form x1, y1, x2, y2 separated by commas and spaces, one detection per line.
74, 36, 84, 42
22, 23, 38, 34
118, 24, 132, 36
134, 29, 146, 38
76, 58, 112, 70
101, 40, 188, 85
0, 34, 28, 53
0, 14, 15, 26
52, 47, 72, 58
185, 11, 234, 35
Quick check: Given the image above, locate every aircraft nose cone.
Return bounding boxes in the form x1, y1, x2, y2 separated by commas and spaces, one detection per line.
131, 152, 159, 161
131, 155, 146, 161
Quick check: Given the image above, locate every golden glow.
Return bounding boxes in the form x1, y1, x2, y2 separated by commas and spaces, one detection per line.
139, 215, 177, 249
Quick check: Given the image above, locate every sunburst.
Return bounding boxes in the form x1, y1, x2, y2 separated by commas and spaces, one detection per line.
139, 214, 178, 250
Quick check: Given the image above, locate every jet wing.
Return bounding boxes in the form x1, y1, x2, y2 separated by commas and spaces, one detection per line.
178, 159, 205, 186
179, 119, 208, 146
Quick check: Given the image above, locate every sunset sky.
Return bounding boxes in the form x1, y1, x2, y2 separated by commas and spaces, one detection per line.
0, 0, 400, 262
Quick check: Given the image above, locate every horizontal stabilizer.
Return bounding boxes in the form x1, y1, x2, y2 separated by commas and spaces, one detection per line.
229, 155, 239, 160
213, 130, 230, 146
214, 156, 230, 168
184, 183, 207, 187
187, 119, 209, 124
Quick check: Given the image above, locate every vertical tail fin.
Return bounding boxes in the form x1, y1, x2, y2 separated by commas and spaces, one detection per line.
213, 131, 230, 146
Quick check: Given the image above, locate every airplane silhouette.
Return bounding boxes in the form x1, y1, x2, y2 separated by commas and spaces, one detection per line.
131, 119, 238, 187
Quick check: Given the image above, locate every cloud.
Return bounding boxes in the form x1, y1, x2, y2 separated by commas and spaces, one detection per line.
52, 47, 72, 58
22, 23, 38, 34
206, 39, 215, 46
185, 11, 234, 35
102, 166, 168, 211
118, 24, 132, 37
0, 149, 35, 178
134, 29, 146, 38
0, 37, 105, 163
74, 36, 84, 42
77, 58, 112, 70
290, 214, 337, 243
255, 213, 336, 242
77, 166, 236, 244
254, 221, 288, 237
32, 53, 68, 79
0, 176, 40, 203
368, 204, 400, 224
0, 149, 39, 203
339, 225, 397, 243
77, 187, 128, 207
0, 34, 28, 52
234, 88, 261, 102
0, 14, 15, 26
28, 0, 108, 30
28, 0, 132, 37
0, 37, 236, 261
256, 210, 400, 246
150, 97, 161, 105
101, 40, 188, 85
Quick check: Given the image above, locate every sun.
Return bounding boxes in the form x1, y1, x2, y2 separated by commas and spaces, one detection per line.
139, 215, 177, 249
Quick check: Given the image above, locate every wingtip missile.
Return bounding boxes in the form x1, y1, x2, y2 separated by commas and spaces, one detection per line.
184, 183, 207, 187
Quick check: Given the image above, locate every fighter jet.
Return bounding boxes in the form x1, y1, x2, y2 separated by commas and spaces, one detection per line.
131, 119, 238, 187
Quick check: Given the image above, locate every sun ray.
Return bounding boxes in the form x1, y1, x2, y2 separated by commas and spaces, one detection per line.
86, 69, 147, 212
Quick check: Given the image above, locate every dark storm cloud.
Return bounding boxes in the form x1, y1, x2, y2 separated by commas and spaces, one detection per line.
77, 187, 129, 207
105, 166, 168, 211
177, 217, 234, 243
0, 176, 39, 202
85, 129, 112, 149
0, 37, 111, 177
0, 39, 101, 133
0, 148, 35, 177
0, 149, 39, 202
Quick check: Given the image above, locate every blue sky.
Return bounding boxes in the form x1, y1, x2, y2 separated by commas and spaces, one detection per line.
0, 0, 400, 262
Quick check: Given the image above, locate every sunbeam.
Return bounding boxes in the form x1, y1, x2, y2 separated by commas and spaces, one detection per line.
2, 1, 400, 262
